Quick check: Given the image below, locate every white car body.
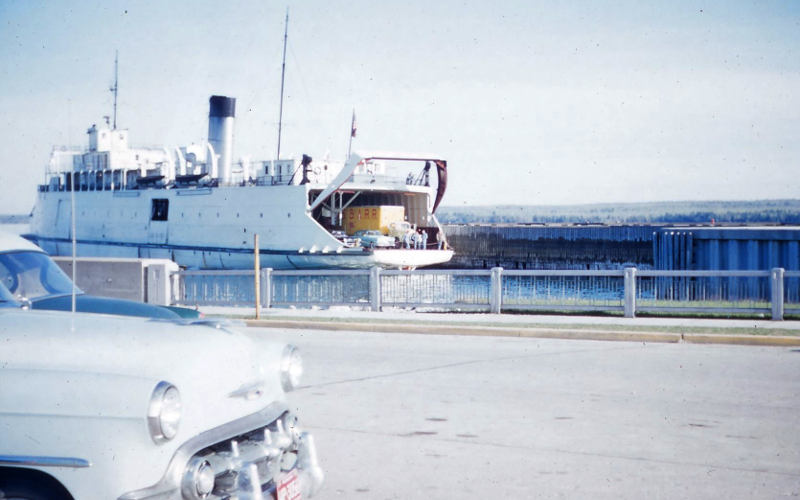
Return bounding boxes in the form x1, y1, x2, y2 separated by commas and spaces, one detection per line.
0, 308, 323, 499
353, 230, 396, 248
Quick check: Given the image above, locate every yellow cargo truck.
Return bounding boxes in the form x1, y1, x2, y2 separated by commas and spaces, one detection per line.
344, 205, 405, 235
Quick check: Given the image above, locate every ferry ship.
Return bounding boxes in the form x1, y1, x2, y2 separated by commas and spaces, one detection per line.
27, 95, 453, 269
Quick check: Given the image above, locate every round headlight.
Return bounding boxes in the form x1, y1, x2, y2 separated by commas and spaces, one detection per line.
148, 381, 182, 443
280, 345, 303, 392
182, 456, 215, 499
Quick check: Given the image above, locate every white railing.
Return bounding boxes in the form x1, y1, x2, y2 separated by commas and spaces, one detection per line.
174, 267, 799, 320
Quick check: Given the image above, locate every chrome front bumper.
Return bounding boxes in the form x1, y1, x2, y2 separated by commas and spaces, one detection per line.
120, 403, 323, 500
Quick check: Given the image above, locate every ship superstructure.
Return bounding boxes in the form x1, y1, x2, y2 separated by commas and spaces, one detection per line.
29, 96, 453, 269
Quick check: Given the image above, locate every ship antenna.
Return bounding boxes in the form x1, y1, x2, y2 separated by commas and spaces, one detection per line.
276, 8, 288, 160
110, 50, 119, 130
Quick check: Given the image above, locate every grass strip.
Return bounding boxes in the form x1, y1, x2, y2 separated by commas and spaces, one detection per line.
244, 314, 800, 337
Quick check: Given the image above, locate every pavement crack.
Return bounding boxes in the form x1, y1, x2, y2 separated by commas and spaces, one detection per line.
298, 345, 639, 390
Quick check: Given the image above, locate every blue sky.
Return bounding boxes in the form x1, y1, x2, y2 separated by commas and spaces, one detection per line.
0, 0, 798, 213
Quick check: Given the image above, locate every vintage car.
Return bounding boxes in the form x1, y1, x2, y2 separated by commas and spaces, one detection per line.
0, 308, 323, 499
353, 229, 395, 248
387, 221, 413, 240
0, 232, 199, 319
0, 278, 20, 309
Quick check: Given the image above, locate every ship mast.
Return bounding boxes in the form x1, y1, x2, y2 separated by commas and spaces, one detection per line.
276, 9, 288, 160
110, 50, 119, 130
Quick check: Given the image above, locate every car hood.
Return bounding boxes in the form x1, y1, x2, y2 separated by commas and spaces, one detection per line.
0, 308, 287, 434
31, 294, 181, 319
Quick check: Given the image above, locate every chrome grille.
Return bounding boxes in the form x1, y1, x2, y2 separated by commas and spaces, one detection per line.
181, 411, 321, 500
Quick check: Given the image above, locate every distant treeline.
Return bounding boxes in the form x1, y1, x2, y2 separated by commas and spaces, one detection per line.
0, 214, 31, 224
437, 199, 800, 225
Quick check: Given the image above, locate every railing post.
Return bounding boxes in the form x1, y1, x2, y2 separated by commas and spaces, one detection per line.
254, 234, 261, 319
624, 267, 637, 318
369, 266, 382, 312
490, 267, 503, 314
771, 267, 785, 321
261, 268, 273, 310
170, 271, 180, 305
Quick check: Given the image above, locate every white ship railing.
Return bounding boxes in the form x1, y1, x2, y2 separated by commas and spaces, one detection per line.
174, 267, 800, 320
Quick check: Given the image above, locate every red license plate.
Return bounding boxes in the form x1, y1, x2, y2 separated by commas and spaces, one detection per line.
276, 469, 301, 500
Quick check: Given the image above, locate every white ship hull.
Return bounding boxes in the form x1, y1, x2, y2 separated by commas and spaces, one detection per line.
30, 184, 452, 270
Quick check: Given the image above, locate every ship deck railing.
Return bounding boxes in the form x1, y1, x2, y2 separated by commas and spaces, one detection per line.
173, 267, 799, 320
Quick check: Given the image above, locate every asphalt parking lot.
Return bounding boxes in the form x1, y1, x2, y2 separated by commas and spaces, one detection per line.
250, 326, 800, 499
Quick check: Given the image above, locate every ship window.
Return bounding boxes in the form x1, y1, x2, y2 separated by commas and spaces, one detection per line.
151, 199, 169, 221
126, 170, 139, 188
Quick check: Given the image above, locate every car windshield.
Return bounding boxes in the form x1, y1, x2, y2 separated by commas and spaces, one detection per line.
0, 280, 18, 305
0, 251, 78, 301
